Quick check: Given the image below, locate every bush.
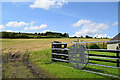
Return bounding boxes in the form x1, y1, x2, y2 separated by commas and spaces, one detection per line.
89, 44, 100, 49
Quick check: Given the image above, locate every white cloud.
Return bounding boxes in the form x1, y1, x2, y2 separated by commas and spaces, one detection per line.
24, 24, 47, 30
73, 19, 91, 27
30, 0, 67, 10
94, 34, 109, 38
40, 24, 47, 29
24, 27, 28, 30
6, 21, 28, 27
72, 19, 109, 37
5, 21, 47, 31
0, 25, 5, 30
1, 30, 21, 32
4, 30, 35, 33
40, 30, 50, 33
5, 30, 19, 32
40, 30, 62, 33
6, 30, 13, 32
29, 21, 35, 26
112, 21, 118, 26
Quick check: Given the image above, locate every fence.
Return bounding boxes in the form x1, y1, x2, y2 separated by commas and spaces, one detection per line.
51, 40, 120, 78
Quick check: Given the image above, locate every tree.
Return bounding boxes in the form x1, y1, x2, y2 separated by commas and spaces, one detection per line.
85, 35, 89, 38
41, 33, 44, 36
81, 36, 83, 38
94, 37, 97, 39
34, 33, 37, 34
85, 35, 92, 38
73, 36, 77, 38
38, 33, 41, 35
63, 33, 69, 37
2, 32, 10, 38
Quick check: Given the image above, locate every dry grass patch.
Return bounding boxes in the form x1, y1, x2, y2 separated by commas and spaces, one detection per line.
1, 38, 109, 53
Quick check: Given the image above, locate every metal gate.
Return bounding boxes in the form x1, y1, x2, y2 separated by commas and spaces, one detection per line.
51, 40, 120, 78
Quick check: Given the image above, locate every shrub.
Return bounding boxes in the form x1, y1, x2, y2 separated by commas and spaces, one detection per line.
89, 44, 100, 49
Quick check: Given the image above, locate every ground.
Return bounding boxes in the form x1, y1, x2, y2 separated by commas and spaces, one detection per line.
1, 38, 119, 79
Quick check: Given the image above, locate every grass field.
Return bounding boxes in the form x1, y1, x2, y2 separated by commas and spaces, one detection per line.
2, 38, 120, 79
29, 49, 119, 79
1, 38, 109, 53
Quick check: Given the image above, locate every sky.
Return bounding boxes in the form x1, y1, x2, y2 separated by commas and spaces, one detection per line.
1, 0, 119, 38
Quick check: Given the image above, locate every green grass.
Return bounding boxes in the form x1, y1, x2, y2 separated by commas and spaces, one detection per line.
2, 62, 36, 78
2, 38, 115, 78
29, 49, 119, 79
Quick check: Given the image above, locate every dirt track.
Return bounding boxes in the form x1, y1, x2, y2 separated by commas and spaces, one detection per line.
2, 52, 54, 78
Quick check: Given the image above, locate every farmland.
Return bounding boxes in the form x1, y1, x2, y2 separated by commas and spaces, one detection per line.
1, 38, 119, 79
2, 38, 109, 53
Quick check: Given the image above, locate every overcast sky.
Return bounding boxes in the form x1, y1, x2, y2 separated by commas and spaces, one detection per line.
1, 0, 118, 38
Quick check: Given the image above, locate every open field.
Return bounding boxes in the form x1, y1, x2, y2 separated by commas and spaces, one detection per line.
2, 38, 119, 79
1, 38, 109, 53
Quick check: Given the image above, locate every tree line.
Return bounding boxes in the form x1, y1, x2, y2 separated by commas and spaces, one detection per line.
0, 31, 108, 39
70, 35, 108, 39
1, 31, 69, 38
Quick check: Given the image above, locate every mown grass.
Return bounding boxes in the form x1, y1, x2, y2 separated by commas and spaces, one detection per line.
29, 49, 119, 79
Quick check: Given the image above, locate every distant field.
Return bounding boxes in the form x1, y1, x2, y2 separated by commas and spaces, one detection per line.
1, 38, 110, 53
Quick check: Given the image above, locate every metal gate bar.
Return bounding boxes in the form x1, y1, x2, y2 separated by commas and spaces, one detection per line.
63, 65, 120, 78
87, 63, 119, 69
89, 56, 120, 60
82, 70, 120, 78
52, 40, 120, 44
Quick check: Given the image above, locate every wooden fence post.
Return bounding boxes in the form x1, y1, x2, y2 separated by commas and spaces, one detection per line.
86, 43, 88, 48
51, 43, 53, 64
116, 47, 119, 67
98, 42, 99, 46
103, 42, 104, 49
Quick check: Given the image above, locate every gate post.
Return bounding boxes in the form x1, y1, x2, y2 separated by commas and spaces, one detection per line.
116, 46, 119, 67
103, 42, 104, 49
51, 43, 53, 64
